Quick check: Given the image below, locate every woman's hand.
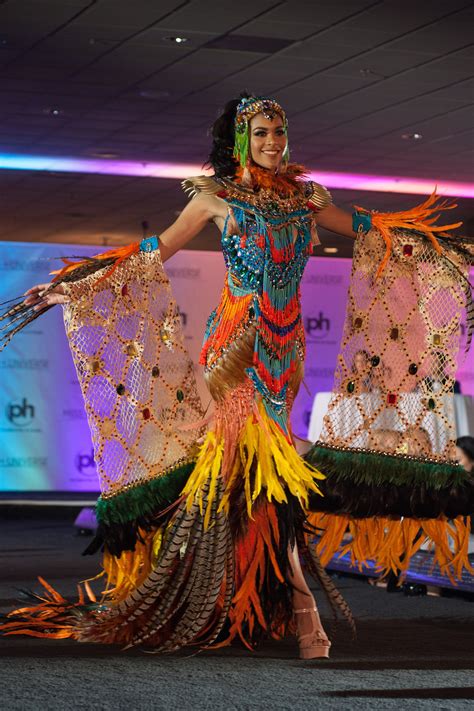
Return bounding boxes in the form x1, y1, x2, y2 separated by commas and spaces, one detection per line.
23, 283, 70, 312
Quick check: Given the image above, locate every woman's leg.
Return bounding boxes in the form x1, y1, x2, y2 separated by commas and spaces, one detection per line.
287, 542, 329, 640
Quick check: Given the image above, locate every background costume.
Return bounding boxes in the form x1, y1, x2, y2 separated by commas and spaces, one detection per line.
1, 98, 472, 652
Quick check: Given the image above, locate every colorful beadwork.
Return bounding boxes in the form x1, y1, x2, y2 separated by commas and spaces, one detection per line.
199, 176, 323, 434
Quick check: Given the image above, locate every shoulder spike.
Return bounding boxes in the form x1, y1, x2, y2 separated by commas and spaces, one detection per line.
181, 176, 223, 199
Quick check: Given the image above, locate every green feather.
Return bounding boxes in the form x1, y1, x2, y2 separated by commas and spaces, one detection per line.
95, 460, 196, 526
233, 122, 249, 167
305, 444, 466, 490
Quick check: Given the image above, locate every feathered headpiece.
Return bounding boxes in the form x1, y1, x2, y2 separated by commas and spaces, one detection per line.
233, 96, 289, 168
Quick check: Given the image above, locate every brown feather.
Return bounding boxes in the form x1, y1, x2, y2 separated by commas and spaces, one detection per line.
299, 531, 356, 639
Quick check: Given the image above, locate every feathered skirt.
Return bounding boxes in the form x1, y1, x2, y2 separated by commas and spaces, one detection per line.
2, 323, 352, 651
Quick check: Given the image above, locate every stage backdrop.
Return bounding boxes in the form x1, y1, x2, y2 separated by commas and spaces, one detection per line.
0, 241, 472, 492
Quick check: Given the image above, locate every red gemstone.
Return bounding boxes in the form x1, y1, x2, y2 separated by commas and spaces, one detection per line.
216, 190, 227, 199
121, 284, 129, 296
403, 244, 413, 256
142, 408, 151, 420
387, 393, 397, 405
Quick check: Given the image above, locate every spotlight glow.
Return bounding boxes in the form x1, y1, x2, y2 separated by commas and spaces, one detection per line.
0, 153, 473, 198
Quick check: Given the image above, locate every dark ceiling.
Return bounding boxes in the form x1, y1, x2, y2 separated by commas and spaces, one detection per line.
0, 0, 473, 257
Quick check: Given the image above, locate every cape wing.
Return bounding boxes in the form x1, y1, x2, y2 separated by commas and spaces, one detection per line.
62, 247, 204, 500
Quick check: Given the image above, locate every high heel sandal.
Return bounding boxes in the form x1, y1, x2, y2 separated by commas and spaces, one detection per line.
294, 606, 331, 660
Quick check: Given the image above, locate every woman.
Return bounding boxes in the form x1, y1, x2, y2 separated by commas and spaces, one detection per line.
2, 93, 470, 658
5, 93, 358, 659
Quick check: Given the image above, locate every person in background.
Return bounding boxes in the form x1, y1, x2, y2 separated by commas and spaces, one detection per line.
403, 426, 433, 457
456, 436, 474, 473
351, 349, 372, 392
423, 351, 462, 394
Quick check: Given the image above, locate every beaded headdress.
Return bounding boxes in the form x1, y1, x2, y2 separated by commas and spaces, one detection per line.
233, 96, 289, 168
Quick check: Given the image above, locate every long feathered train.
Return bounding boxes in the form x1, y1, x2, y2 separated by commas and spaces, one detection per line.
2, 476, 235, 651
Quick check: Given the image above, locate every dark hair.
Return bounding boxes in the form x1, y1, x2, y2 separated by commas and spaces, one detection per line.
205, 91, 255, 179
456, 436, 474, 462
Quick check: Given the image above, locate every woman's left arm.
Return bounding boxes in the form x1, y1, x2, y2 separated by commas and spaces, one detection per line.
315, 203, 357, 240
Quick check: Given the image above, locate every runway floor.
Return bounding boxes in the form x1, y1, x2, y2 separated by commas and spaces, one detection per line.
0, 508, 473, 710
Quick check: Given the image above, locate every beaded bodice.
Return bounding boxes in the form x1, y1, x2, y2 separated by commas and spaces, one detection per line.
221, 198, 314, 295
182, 173, 332, 434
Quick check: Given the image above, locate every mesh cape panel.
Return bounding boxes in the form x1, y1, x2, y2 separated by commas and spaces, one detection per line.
62, 250, 204, 498
319, 228, 470, 463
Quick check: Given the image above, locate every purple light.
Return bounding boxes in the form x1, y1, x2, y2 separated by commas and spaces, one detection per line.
309, 170, 474, 198
0, 153, 473, 197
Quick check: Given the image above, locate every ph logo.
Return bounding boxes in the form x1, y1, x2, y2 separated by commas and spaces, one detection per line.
75, 449, 96, 474
6, 398, 35, 428
305, 312, 331, 340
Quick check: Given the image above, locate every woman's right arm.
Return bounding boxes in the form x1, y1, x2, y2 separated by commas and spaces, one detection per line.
157, 192, 221, 262
24, 193, 223, 311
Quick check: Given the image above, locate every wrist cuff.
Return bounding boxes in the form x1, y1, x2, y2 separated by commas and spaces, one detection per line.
352, 212, 372, 234
139, 236, 159, 252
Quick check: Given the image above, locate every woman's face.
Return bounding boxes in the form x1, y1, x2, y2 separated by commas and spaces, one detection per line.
456, 446, 473, 473
248, 113, 287, 171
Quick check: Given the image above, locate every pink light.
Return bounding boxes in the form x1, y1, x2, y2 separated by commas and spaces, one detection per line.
308, 170, 474, 198
0, 153, 473, 198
